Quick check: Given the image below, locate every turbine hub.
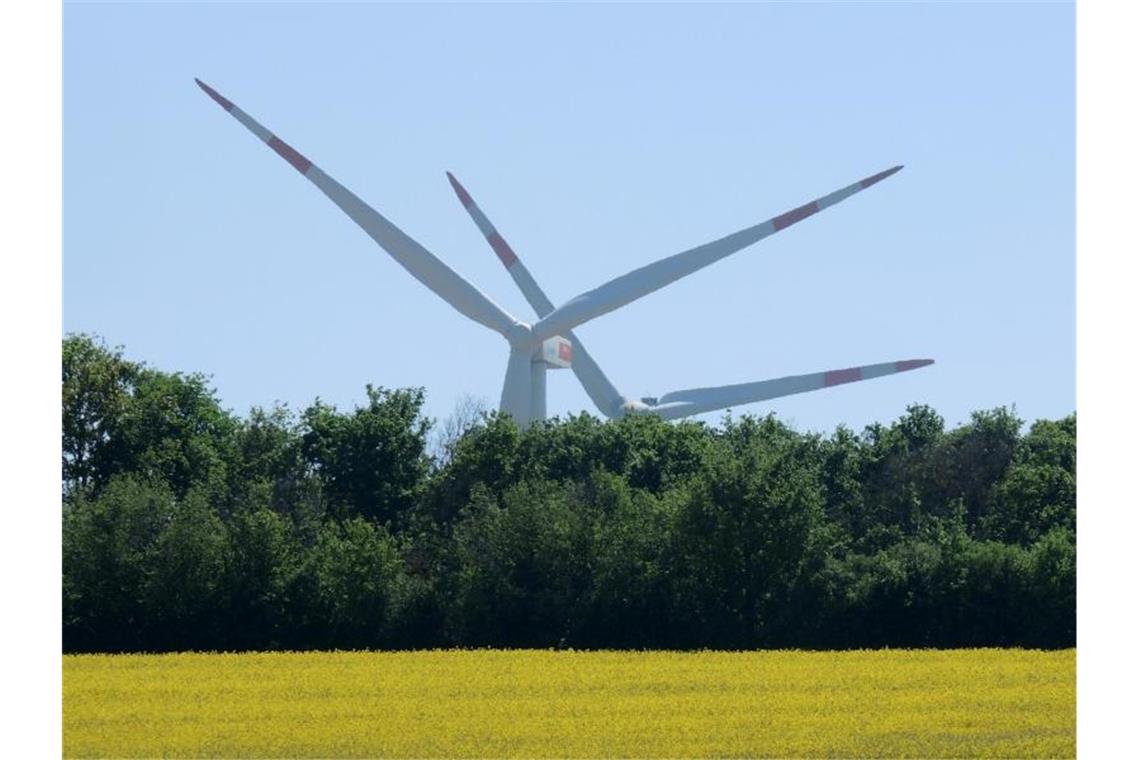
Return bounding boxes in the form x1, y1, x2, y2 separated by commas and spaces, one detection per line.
617, 397, 652, 416
506, 322, 533, 350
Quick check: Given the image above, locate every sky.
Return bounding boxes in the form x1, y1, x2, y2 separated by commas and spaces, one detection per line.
63, 1, 1075, 434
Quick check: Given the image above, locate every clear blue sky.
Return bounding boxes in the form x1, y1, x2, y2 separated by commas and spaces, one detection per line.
63, 1, 1074, 433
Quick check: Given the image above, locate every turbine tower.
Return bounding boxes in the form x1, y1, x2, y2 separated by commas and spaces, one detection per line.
196, 79, 932, 425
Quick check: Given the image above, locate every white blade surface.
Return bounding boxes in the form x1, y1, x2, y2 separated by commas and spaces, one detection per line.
647, 359, 934, 420
530, 166, 903, 342
447, 172, 626, 417
196, 79, 520, 338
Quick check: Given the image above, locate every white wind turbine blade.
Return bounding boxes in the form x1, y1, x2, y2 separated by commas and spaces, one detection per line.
195, 79, 521, 338
646, 359, 934, 420
530, 166, 902, 343
447, 171, 627, 417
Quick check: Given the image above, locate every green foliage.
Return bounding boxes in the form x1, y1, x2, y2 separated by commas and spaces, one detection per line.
1024, 527, 1076, 647
1019, 414, 1077, 471
987, 462, 1076, 544
232, 405, 311, 513
984, 415, 1077, 544
223, 508, 299, 650
938, 407, 1023, 532
291, 518, 403, 649
60, 336, 1077, 652
62, 334, 240, 504
578, 473, 675, 647
62, 335, 141, 496
63, 476, 174, 651
117, 368, 239, 502
447, 479, 593, 646
421, 411, 522, 526
300, 386, 431, 526
141, 489, 230, 649
516, 413, 710, 493
666, 416, 825, 647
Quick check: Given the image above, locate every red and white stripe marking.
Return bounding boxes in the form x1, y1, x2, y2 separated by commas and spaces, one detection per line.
823, 357, 933, 387
823, 366, 864, 387
197, 78, 313, 176
443, 163, 901, 286
446, 172, 519, 267
773, 165, 903, 232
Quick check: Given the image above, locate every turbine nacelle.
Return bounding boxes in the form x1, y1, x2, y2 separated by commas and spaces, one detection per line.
540, 336, 573, 369
503, 323, 572, 368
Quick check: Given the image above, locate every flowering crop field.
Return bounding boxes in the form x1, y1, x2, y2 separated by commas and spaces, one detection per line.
63, 648, 1074, 758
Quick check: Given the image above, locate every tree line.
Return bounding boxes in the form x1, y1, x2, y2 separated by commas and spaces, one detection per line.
62, 334, 1075, 652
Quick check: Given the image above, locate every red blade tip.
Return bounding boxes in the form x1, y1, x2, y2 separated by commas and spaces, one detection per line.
860, 165, 904, 188
446, 171, 475, 208
895, 359, 934, 372
194, 78, 234, 111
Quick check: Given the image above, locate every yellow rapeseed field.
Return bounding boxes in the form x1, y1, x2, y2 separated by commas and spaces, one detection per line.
63, 648, 1074, 758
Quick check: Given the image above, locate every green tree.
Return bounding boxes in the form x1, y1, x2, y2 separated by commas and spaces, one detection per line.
987, 463, 1076, 544
63, 335, 240, 503
62, 334, 141, 497
855, 405, 946, 550
116, 368, 239, 502
819, 424, 867, 550
223, 508, 300, 650
578, 472, 675, 647
1019, 414, 1076, 471
292, 517, 403, 648
422, 411, 522, 526
983, 414, 1076, 543
1024, 527, 1076, 647
448, 478, 592, 647
63, 476, 174, 651
231, 404, 326, 524
665, 414, 825, 647
937, 407, 1023, 533
141, 489, 230, 650
301, 386, 431, 525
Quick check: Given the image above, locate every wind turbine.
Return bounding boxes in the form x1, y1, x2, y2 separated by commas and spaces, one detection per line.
195, 79, 932, 426
445, 173, 932, 420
